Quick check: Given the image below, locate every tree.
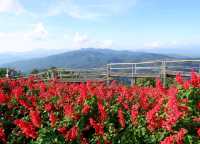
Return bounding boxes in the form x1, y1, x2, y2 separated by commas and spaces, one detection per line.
31, 69, 40, 74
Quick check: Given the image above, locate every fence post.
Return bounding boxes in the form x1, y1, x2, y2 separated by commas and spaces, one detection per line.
51, 71, 54, 80
107, 64, 110, 85
131, 64, 136, 86
6, 68, 9, 78
199, 64, 200, 74
60, 71, 62, 80
161, 61, 167, 87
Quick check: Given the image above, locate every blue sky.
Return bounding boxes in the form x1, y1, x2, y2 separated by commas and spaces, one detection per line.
0, 0, 200, 53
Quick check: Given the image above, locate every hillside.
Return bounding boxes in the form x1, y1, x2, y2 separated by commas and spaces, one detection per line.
3, 48, 173, 73
0, 49, 66, 65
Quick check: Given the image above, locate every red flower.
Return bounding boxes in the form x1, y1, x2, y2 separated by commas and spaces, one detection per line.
12, 87, 23, 100
197, 101, 200, 110
89, 118, 104, 136
14, 119, 38, 139
18, 99, 33, 110
30, 110, 41, 128
162, 88, 182, 131
183, 81, 190, 90
0, 93, 7, 104
160, 135, 174, 144
118, 108, 125, 128
193, 117, 200, 122
49, 112, 57, 127
58, 127, 67, 135
160, 128, 187, 144
65, 126, 79, 141
97, 101, 107, 121
82, 104, 90, 115
174, 128, 187, 143
176, 73, 183, 85
190, 71, 199, 87
64, 104, 74, 119
131, 104, 139, 125
0, 128, 6, 143
156, 79, 165, 92
45, 103, 54, 112
197, 128, 200, 137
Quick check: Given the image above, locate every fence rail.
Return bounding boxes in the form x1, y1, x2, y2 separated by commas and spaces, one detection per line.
107, 59, 200, 86
5, 59, 200, 86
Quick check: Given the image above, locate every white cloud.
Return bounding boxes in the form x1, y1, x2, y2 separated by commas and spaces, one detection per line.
25, 22, 48, 40
72, 32, 113, 48
143, 40, 200, 50
73, 32, 89, 46
144, 41, 162, 49
0, 0, 24, 14
95, 40, 113, 48
48, 0, 137, 20
0, 22, 50, 53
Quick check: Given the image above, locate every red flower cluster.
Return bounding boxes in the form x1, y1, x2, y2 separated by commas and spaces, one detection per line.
118, 108, 125, 128
0, 128, 6, 143
82, 104, 90, 115
0, 93, 7, 104
65, 126, 79, 141
14, 119, 38, 139
0, 71, 199, 143
160, 128, 187, 144
29, 110, 41, 128
89, 118, 104, 136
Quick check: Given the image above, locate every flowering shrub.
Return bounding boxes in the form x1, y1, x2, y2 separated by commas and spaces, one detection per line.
0, 72, 200, 143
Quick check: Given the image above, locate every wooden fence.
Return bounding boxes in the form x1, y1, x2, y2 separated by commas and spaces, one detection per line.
5, 59, 200, 86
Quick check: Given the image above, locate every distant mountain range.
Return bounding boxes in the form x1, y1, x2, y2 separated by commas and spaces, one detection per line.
0, 49, 66, 65
2, 48, 175, 73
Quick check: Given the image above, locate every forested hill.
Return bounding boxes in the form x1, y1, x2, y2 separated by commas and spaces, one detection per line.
3, 48, 173, 72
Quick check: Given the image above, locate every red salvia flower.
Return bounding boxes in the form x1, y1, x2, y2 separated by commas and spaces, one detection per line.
193, 117, 200, 122
160, 128, 187, 144
146, 97, 163, 131
82, 104, 90, 115
176, 73, 183, 85
18, 99, 33, 111
0, 128, 6, 143
160, 135, 174, 144
65, 126, 79, 141
44, 103, 54, 112
89, 118, 104, 136
64, 104, 74, 119
118, 108, 125, 128
131, 104, 139, 125
97, 101, 107, 121
174, 128, 187, 143
12, 87, 23, 100
196, 101, 200, 110
0, 93, 7, 104
49, 112, 57, 127
197, 128, 200, 137
183, 80, 190, 90
30, 110, 41, 128
14, 119, 38, 139
162, 88, 182, 131
190, 71, 199, 87
57, 127, 67, 135
156, 79, 165, 92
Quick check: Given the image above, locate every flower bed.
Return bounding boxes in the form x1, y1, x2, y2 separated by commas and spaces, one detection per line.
0, 72, 200, 143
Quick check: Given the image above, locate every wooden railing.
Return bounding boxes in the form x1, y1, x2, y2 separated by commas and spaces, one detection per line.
107, 60, 200, 86
5, 59, 200, 86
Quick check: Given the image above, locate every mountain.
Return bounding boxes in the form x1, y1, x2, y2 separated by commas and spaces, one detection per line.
0, 49, 66, 65
2, 48, 174, 73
